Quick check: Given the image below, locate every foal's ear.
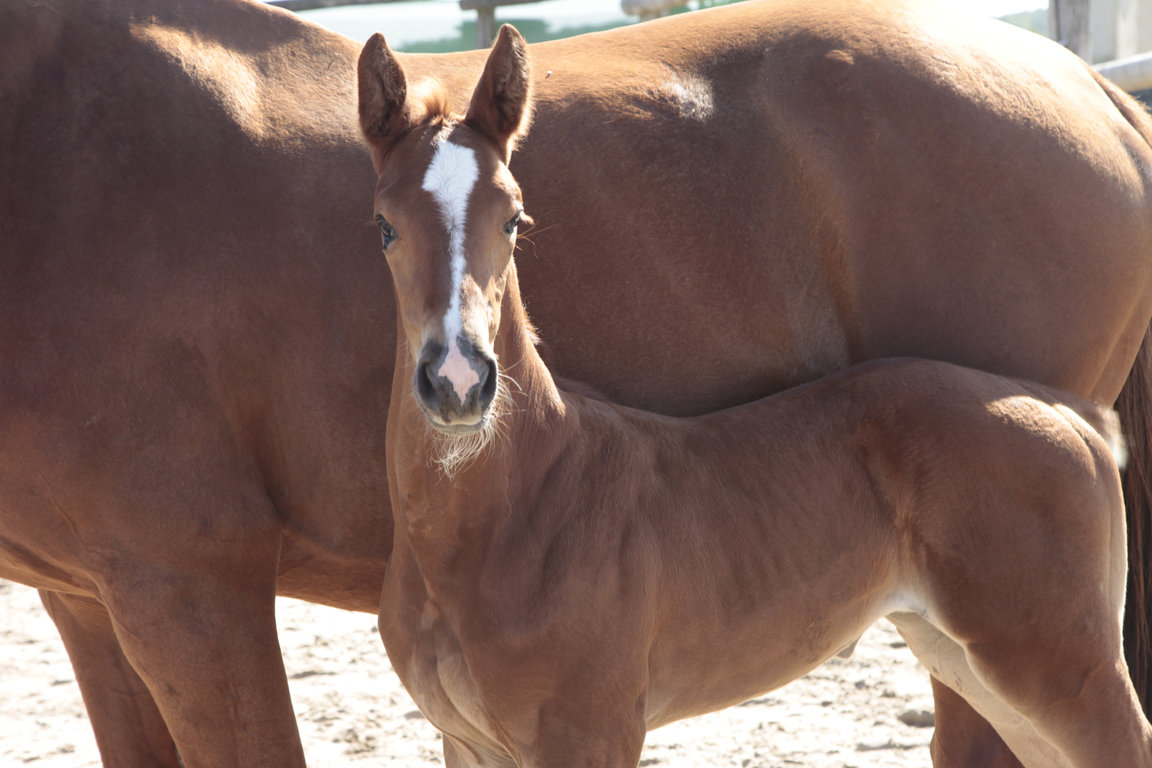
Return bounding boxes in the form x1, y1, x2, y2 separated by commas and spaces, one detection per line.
465, 25, 533, 161
358, 33, 413, 165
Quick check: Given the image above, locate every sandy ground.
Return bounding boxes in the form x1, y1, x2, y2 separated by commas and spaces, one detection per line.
0, 578, 934, 767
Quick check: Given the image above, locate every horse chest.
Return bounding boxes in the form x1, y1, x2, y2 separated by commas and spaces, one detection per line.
380, 559, 506, 750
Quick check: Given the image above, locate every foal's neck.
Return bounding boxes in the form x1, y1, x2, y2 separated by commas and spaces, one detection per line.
493, 262, 568, 435
393, 261, 575, 542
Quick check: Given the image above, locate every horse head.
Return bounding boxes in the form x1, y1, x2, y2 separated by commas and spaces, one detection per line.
358, 26, 532, 435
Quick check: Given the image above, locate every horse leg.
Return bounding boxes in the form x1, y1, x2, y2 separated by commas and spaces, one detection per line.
431, 702, 645, 767
961, 629, 1152, 767
908, 430, 1152, 767
928, 677, 1023, 768
442, 734, 518, 768
525, 736, 644, 768
443, 736, 476, 768
894, 611, 1134, 768
524, 698, 646, 768
95, 524, 304, 767
39, 590, 180, 767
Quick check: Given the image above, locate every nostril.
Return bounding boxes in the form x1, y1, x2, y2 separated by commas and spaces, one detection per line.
415, 359, 440, 409
478, 356, 498, 410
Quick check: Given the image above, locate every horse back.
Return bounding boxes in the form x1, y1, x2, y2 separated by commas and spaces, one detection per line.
511, 0, 1152, 413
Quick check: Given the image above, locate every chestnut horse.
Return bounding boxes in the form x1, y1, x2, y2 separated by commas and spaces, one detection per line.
370, 27, 1152, 767
6, 0, 1152, 764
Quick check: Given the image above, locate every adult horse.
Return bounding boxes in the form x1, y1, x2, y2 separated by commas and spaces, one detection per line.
3, 0, 1152, 765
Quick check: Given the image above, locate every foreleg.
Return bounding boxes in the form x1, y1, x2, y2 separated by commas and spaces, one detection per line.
40, 589, 180, 767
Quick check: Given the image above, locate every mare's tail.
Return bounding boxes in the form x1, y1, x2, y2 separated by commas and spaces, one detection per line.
1117, 326, 1152, 709
1091, 67, 1152, 711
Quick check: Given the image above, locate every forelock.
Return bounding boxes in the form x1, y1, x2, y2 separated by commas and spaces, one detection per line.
409, 79, 454, 128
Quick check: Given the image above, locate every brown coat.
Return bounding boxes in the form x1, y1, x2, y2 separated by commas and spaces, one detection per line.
6, 0, 1152, 763
372, 29, 1150, 767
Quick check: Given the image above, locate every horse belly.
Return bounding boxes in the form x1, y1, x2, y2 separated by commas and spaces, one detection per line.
640, 524, 899, 727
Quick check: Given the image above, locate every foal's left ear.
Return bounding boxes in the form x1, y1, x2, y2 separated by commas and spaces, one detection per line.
465, 25, 533, 162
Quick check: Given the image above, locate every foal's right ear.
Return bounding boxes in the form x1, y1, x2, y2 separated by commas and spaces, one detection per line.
358, 33, 413, 166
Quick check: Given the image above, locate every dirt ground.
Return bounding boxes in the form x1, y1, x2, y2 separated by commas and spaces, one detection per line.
0, 579, 934, 767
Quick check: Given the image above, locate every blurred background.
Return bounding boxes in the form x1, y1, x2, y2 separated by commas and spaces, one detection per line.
269, 0, 1046, 52
266, 0, 1152, 95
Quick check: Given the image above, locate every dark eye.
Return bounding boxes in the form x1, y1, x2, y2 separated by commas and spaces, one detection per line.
376, 216, 397, 250
503, 210, 523, 236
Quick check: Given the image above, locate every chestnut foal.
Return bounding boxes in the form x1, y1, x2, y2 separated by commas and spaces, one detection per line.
366, 27, 1152, 768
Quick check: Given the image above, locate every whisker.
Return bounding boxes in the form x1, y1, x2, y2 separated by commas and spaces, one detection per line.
428, 372, 513, 480
516, 222, 564, 253
522, 221, 562, 237
498, 358, 527, 395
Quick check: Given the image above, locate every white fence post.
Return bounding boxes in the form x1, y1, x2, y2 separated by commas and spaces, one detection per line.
1051, 0, 1094, 59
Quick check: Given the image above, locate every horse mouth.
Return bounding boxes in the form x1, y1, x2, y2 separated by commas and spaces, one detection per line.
412, 371, 495, 436
420, 408, 491, 436
417, 394, 501, 478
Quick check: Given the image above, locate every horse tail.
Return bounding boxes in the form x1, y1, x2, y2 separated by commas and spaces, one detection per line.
1090, 66, 1152, 710
1117, 325, 1152, 710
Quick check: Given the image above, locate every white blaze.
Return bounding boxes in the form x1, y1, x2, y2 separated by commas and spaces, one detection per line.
422, 136, 480, 402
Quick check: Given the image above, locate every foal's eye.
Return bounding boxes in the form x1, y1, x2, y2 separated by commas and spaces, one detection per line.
503, 211, 523, 236
376, 216, 397, 250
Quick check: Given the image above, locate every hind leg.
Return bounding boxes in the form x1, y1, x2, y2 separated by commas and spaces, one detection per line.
962, 624, 1151, 768
911, 462, 1150, 762
918, 575, 1152, 767
929, 677, 1024, 768
39, 590, 180, 767
893, 611, 1119, 767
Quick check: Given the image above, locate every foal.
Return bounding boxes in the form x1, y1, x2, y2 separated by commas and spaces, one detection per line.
360, 27, 1152, 768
